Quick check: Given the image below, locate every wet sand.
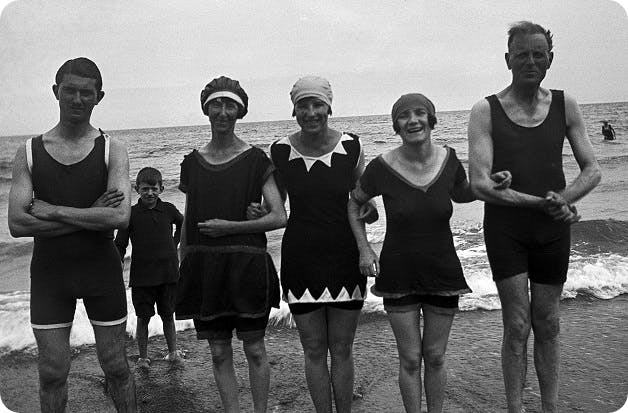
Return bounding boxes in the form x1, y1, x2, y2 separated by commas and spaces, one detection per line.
1, 295, 626, 412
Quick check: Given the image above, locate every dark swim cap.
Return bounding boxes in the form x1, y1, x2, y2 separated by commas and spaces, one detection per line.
200, 76, 249, 119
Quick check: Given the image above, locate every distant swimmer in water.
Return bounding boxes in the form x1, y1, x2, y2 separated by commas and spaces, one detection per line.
602, 120, 616, 140
468, 21, 601, 413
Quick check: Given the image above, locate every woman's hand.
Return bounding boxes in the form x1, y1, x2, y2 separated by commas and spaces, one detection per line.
246, 202, 268, 220
490, 170, 512, 190
198, 219, 234, 237
359, 246, 380, 277
358, 200, 379, 224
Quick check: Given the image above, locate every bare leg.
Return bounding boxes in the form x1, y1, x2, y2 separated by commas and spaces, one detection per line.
135, 316, 150, 359
33, 327, 72, 413
293, 308, 332, 413
209, 340, 240, 413
531, 282, 563, 413
93, 322, 137, 412
243, 338, 270, 413
327, 307, 360, 413
160, 314, 178, 356
496, 273, 532, 413
387, 310, 423, 413
421, 308, 455, 413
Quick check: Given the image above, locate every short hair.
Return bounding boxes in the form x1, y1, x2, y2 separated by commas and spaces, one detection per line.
507, 21, 553, 52
136, 167, 162, 187
55, 57, 103, 91
392, 114, 437, 134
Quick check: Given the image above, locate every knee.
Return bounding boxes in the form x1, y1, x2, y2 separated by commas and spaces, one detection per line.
329, 339, 353, 361
422, 348, 446, 370
504, 317, 531, 345
38, 356, 71, 389
300, 337, 328, 362
532, 314, 560, 342
398, 352, 422, 375
243, 340, 267, 367
210, 343, 233, 367
98, 348, 130, 380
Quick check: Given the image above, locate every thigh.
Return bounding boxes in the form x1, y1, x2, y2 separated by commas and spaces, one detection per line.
33, 327, 72, 369
93, 322, 128, 367
30, 279, 76, 329
496, 273, 531, 327
293, 307, 328, 350
235, 314, 270, 343
326, 307, 361, 347
155, 283, 177, 317
84, 286, 128, 327
387, 310, 422, 358
484, 221, 529, 282
131, 286, 156, 318
528, 230, 571, 284
421, 310, 455, 356
194, 317, 234, 343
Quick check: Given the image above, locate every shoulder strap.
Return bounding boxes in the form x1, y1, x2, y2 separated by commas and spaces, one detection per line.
101, 130, 110, 170
25, 137, 33, 174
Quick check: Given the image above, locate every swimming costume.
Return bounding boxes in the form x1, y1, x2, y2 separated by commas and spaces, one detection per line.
29, 133, 127, 328
483, 90, 571, 284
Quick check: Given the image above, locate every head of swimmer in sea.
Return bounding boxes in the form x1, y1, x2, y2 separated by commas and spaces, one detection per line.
200, 76, 249, 135
290, 76, 333, 135
391, 93, 437, 145
53, 57, 104, 124
135, 167, 163, 208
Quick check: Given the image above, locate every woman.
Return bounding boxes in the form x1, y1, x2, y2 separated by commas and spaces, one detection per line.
175, 76, 286, 413
348, 93, 510, 413
268, 76, 374, 412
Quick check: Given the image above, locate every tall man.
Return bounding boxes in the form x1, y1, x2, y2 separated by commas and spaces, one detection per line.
8, 57, 136, 412
467, 22, 601, 413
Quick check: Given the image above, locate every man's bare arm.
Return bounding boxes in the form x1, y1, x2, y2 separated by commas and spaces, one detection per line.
467, 99, 544, 208
8, 145, 81, 238
28, 138, 132, 231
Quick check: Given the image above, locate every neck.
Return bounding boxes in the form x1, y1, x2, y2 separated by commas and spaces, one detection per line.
54, 119, 95, 140
208, 129, 238, 149
141, 198, 158, 209
398, 140, 434, 162
299, 126, 331, 148
509, 82, 541, 105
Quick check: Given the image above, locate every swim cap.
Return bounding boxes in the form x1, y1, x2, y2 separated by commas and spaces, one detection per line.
391, 93, 436, 128
290, 76, 333, 110
201, 76, 249, 119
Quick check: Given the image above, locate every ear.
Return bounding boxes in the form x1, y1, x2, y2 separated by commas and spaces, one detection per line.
505, 52, 511, 69
159, 185, 164, 192
135, 184, 140, 194
95, 90, 105, 105
52, 84, 60, 100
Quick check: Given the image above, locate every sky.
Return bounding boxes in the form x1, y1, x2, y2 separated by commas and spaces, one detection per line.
0, 0, 627, 136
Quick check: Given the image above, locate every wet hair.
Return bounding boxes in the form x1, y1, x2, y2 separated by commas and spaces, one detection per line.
55, 57, 103, 91
136, 167, 162, 187
393, 114, 437, 134
507, 21, 553, 52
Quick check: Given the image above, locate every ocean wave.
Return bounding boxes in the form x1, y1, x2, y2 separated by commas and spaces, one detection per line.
571, 219, 628, 255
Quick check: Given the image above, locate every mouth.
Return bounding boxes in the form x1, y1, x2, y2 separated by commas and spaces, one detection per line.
407, 126, 423, 133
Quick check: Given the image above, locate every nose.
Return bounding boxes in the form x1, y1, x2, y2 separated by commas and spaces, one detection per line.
72, 91, 82, 104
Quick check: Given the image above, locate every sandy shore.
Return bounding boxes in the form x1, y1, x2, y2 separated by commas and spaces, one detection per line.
1, 294, 626, 413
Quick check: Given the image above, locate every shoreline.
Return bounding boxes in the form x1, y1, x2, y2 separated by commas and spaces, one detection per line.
1, 294, 626, 412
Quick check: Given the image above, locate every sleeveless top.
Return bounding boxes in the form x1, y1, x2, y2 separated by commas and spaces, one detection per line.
485, 89, 567, 218
29, 133, 123, 292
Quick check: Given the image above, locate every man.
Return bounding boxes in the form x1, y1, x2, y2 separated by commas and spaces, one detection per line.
602, 120, 616, 140
467, 22, 601, 413
8, 57, 136, 412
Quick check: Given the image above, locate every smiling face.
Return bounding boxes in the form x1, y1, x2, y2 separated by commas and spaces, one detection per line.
53, 73, 103, 124
506, 33, 553, 88
294, 97, 330, 135
206, 97, 240, 134
396, 107, 432, 145
136, 181, 162, 208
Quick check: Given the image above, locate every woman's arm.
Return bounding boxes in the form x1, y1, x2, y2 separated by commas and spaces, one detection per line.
347, 186, 379, 277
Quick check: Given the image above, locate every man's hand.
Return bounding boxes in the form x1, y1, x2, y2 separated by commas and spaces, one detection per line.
543, 191, 581, 224
198, 219, 233, 237
92, 188, 125, 208
28, 199, 57, 220
490, 170, 512, 190
246, 202, 268, 220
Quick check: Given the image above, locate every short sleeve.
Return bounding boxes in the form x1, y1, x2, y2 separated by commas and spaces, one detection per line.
450, 148, 468, 186
352, 157, 382, 203
179, 153, 191, 193
254, 148, 275, 183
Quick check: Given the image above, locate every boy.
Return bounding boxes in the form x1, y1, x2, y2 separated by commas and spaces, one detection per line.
115, 167, 184, 368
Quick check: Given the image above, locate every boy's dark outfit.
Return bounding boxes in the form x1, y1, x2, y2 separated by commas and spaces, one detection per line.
115, 198, 183, 318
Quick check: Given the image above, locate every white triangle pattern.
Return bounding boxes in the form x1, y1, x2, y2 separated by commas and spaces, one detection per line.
284, 286, 365, 304
276, 134, 352, 172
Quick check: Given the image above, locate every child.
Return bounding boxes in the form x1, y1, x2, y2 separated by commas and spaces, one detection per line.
115, 167, 184, 369
175, 76, 286, 412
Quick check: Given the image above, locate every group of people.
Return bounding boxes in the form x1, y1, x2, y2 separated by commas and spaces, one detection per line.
7, 20, 601, 413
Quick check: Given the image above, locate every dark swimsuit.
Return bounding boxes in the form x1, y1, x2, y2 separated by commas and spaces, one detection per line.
483, 90, 571, 284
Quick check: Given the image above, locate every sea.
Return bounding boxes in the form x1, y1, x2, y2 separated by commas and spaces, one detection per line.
1, 102, 627, 355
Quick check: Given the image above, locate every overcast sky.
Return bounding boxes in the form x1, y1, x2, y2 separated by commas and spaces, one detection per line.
1, 0, 627, 136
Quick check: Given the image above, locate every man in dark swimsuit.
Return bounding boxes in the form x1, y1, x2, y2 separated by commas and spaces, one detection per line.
602, 120, 616, 140
8, 58, 136, 412
467, 22, 601, 413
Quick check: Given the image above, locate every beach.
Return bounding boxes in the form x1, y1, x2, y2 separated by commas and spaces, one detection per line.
1, 294, 626, 413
